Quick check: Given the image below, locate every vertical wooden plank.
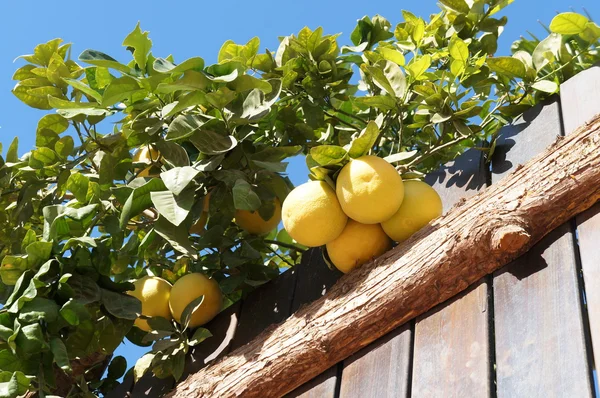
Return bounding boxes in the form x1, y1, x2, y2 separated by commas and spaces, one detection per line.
340, 323, 412, 398
286, 249, 342, 398
230, 268, 297, 349
411, 149, 491, 397
182, 301, 241, 380
560, 65, 600, 377
491, 99, 593, 397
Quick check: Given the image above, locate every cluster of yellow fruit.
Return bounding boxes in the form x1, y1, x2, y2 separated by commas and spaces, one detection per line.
282, 155, 443, 273
132, 146, 282, 236
127, 273, 222, 332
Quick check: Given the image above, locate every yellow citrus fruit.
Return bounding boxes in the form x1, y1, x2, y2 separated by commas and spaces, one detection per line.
133, 146, 161, 177
189, 194, 211, 235
282, 181, 348, 247
127, 276, 173, 332
326, 219, 391, 273
381, 180, 443, 243
336, 155, 404, 224
169, 273, 222, 328
189, 211, 208, 235
235, 198, 282, 235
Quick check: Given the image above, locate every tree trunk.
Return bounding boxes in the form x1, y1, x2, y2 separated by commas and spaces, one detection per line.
169, 115, 600, 398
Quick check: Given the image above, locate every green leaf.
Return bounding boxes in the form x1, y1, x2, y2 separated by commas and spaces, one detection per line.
166, 114, 204, 140
232, 180, 261, 211
205, 87, 237, 109
67, 274, 101, 304
532, 33, 562, 71
549, 12, 589, 35
407, 55, 432, 79
12, 84, 63, 110
25, 241, 53, 266
354, 95, 397, 111
489, 0, 515, 15
378, 47, 405, 66
487, 56, 526, 79
52, 136, 73, 159
439, 0, 469, 13
531, 80, 558, 93
107, 356, 127, 380
6, 137, 19, 163
189, 328, 212, 346
59, 299, 90, 325
66, 173, 90, 202
348, 121, 379, 158
119, 178, 166, 228
31, 147, 57, 165
0, 371, 29, 398
449, 36, 469, 65
367, 60, 406, 99
189, 130, 237, 155
151, 190, 194, 227
101, 76, 144, 107
18, 297, 59, 324
62, 237, 97, 252
50, 337, 71, 372
79, 49, 131, 74
37, 114, 69, 135
180, 295, 204, 330
0, 351, 22, 373
228, 75, 272, 93
310, 145, 348, 166
123, 22, 152, 68
250, 146, 302, 162
160, 167, 200, 196
63, 78, 102, 102
153, 57, 205, 74
101, 289, 141, 320
154, 217, 197, 258
134, 353, 155, 382
15, 323, 46, 354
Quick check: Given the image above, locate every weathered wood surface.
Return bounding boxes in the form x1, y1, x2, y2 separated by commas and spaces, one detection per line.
339, 323, 412, 398
287, 250, 341, 398
560, 65, 600, 376
168, 114, 600, 398
411, 149, 490, 397
231, 268, 297, 349
491, 99, 593, 397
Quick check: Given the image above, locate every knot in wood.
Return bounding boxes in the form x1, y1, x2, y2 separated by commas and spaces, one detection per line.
491, 225, 530, 253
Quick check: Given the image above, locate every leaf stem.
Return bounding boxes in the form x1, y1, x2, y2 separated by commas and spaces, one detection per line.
264, 239, 307, 253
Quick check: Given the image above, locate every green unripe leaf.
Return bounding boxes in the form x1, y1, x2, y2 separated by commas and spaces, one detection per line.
549, 12, 589, 35
487, 56, 526, 79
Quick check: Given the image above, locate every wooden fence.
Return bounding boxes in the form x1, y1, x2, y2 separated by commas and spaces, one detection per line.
110, 65, 600, 397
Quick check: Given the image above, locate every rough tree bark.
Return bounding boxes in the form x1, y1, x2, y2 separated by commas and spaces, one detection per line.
169, 115, 600, 398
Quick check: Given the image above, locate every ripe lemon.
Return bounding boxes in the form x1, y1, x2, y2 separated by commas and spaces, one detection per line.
235, 198, 282, 235
326, 219, 392, 273
381, 180, 443, 242
133, 146, 160, 177
282, 181, 348, 247
189, 194, 211, 235
169, 273, 222, 328
336, 155, 404, 224
127, 276, 173, 332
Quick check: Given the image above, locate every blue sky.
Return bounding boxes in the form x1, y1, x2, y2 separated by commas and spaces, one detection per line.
1, 0, 599, 382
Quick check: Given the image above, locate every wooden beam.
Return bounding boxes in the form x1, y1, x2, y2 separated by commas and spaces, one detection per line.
169, 115, 600, 398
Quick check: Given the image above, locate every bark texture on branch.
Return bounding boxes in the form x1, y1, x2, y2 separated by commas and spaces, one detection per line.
169, 115, 600, 398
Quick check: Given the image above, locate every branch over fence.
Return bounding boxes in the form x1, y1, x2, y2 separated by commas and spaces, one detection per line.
169, 115, 600, 398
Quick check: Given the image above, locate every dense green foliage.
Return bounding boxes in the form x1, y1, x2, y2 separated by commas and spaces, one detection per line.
0, 1, 599, 396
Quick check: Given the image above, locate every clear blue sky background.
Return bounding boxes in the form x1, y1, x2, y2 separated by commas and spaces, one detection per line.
1, 0, 599, 381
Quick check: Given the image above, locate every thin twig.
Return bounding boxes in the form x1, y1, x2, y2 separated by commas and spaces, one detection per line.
264, 239, 307, 253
